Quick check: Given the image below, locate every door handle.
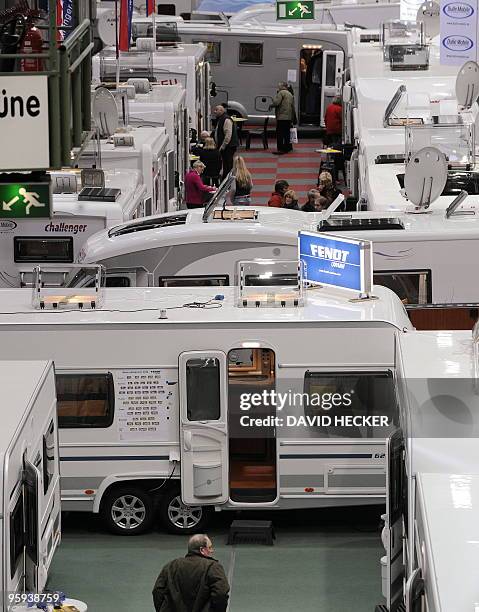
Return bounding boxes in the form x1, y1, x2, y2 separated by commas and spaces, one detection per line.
184, 430, 192, 451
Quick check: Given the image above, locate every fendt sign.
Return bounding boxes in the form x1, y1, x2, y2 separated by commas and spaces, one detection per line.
0, 75, 50, 170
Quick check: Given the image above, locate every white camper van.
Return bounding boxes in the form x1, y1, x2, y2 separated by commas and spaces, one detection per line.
0, 169, 146, 288
127, 84, 189, 208
0, 361, 60, 608
76, 188, 479, 328
379, 329, 479, 611
0, 284, 411, 535
93, 43, 210, 135
128, 18, 347, 126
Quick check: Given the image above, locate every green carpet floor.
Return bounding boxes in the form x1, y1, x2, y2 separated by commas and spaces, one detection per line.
48, 506, 385, 611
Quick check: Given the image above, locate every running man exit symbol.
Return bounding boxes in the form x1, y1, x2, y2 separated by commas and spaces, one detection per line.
0, 182, 51, 218
276, 0, 314, 20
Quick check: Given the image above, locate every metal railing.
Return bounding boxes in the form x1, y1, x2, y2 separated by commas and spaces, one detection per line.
0, 0, 94, 169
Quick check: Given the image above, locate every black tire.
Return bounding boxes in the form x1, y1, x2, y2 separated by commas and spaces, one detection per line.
101, 486, 154, 535
158, 489, 211, 535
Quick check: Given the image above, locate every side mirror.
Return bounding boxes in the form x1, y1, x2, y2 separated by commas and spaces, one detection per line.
210, 82, 217, 97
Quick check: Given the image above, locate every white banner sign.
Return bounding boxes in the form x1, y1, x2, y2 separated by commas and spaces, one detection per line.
440, 0, 478, 65
0, 75, 50, 170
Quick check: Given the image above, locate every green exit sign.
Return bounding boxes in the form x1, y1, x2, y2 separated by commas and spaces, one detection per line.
0, 180, 51, 218
277, 0, 315, 19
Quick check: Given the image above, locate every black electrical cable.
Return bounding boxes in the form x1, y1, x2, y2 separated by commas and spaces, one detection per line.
0, 298, 224, 316
149, 461, 178, 493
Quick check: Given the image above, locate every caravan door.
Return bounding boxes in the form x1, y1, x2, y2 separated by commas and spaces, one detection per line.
320, 50, 344, 125
179, 351, 229, 505
386, 430, 406, 611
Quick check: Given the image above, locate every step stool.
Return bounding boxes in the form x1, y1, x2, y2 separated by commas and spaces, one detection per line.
227, 520, 275, 545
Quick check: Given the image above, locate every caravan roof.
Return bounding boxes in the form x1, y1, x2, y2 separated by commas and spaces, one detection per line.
0, 285, 411, 329
80, 204, 479, 266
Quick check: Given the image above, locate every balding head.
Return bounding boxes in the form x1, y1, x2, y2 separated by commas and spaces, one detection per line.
213, 105, 226, 118
188, 534, 213, 557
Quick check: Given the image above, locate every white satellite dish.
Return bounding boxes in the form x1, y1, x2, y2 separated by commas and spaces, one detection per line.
416, 1, 440, 38
404, 146, 448, 211
456, 61, 479, 108
97, 9, 117, 48
92, 87, 119, 138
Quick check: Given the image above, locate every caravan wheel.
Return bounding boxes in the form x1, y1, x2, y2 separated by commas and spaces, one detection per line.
159, 491, 210, 535
101, 486, 154, 535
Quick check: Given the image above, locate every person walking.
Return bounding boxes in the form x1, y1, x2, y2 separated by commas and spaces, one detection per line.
184, 161, 216, 209
199, 137, 222, 187
271, 82, 296, 155
152, 534, 230, 612
213, 104, 238, 178
283, 189, 299, 210
230, 156, 253, 204
323, 97, 343, 146
267, 179, 289, 207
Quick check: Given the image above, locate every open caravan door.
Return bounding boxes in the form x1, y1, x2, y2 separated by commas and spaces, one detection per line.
179, 352, 229, 506
385, 430, 406, 611
320, 50, 343, 124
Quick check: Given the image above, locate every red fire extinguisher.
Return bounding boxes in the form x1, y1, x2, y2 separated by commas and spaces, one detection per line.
20, 22, 43, 72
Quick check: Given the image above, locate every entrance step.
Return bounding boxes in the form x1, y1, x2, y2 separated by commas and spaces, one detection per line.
227, 519, 275, 546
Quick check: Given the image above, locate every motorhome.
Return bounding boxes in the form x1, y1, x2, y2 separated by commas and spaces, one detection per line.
127, 84, 189, 207
378, 329, 479, 611
79, 126, 172, 215
93, 42, 211, 135
74, 181, 479, 328
228, 1, 401, 29
130, 18, 348, 126
344, 26, 479, 207
0, 361, 60, 608
0, 283, 411, 535
0, 169, 146, 289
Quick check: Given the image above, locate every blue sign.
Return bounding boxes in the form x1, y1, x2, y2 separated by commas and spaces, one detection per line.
298, 231, 372, 294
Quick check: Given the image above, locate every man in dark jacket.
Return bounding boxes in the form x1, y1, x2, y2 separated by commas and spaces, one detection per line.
213, 105, 238, 178
271, 82, 296, 154
152, 534, 229, 612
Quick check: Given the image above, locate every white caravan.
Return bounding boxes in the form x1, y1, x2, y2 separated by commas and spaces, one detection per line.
127, 84, 189, 207
229, 1, 401, 29
76, 192, 479, 328
344, 27, 479, 207
0, 361, 60, 608
0, 169, 146, 289
93, 43, 210, 135
379, 329, 479, 611
130, 18, 347, 125
0, 284, 411, 535
80, 126, 172, 215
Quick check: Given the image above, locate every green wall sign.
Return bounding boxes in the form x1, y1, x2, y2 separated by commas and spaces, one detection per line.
277, 1, 315, 19
0, 182, 51, 218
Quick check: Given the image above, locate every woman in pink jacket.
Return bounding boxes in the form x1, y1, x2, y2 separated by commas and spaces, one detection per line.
185, 161, 217, 209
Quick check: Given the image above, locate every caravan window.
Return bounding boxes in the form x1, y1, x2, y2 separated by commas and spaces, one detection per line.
56, 373, 114, 428
42, 420, 55, 494
14, 237, 74, 263
159, 275, 229, 287
193, 40, 221, 63
374, 270, 430, 305
186, 358, 221, 421
10, 493, 24, 579
303, 371, 397, 438
239, 43, 263, 65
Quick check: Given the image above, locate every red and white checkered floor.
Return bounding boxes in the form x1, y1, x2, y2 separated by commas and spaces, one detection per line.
239, 140, 323, 205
